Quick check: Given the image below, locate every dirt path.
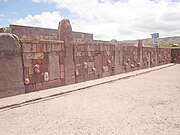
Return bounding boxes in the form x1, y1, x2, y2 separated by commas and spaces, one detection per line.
0, 65, 180, 135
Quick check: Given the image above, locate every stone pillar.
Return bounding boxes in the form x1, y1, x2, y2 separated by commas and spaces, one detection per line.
138, 40, 143, 68
58, 19, 75, 85
114, 44, 123, 74
0, 33, 25, 98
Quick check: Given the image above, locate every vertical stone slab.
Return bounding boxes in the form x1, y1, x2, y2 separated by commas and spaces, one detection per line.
48, 52, 60, 80
58, 19, 75, 85
148, 52, 151, 68
138, 40, 143, 68
94, 54, 103, 78
114, 44, 123, 74
0, 33, 25, 98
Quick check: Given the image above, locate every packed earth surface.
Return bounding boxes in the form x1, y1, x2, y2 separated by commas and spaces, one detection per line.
0, 64, 180, 135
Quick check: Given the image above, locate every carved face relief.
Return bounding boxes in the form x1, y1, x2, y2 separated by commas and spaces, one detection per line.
75, 69, 79, 76
83, 62, 88, 69
107, 60, 111, 66
34, 64, 40, 73
44, 72, 49, 82
92, 68, 96, 73
25, 78, 30, 84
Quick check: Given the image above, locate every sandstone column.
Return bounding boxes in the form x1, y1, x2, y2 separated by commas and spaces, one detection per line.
58, 19, 75, 85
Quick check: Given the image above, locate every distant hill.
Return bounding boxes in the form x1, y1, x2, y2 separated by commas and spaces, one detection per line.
120, 36, 180, 47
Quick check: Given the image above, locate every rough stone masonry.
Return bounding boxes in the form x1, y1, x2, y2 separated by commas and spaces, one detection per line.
0, 19, 178, 98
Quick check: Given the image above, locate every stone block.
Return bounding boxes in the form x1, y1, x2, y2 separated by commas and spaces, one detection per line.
35, 83, 43, 91
24, 67, 29, 75
59, 56, 65, 64
87, 45, 95, 51
81, 52, 86, 56
34, 53, 44, 59
40, 61, 48, 73
60, 72, 65, 79
52, 43, 61, 51
36, 43, 46, 52
29, 67, 34, 75
60, 64, 65, 72
87, 56, 94, 62
88, 62, 94, 68
65, 75, 75, 85
23, 53, 33, 60
79, 69, 88, 76
49, 52, 60, 80
76, 52, 81, 56
46, 43, 52, 52
43, 79, 61, 89
77, 45, 85, 52
87, 51, 91, 56
84, 74, 94, 81
25, 84, 35, 93
23, 59, 32, 67
102, 72, 110, 78
59, 79, 65, 86
22, 43, 36, 52
88, 68, 93, 74
76, 75, 84, 83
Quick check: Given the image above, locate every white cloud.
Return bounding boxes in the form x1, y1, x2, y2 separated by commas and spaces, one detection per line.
15, 0, 180, 40
0, 0, 8, 2
15, 11, 62, 28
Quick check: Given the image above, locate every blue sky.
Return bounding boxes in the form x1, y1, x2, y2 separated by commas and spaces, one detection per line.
0, 0, 69, 27
1, 0, 180, 40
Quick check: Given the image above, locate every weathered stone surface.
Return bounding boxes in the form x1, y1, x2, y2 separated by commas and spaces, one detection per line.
58, 19, 75, 85
34, 53, 44, 59
114, 45, 123, 74
0, 20, 173, 97
23, 59, 32, 67
36, 43, 46, 52
94, 54, 103, 78
22, 43, 36, 52
49, 52, 60, 80
35, 83, 43, 91
23, 53, 33, 60
0, 33, 25, 98
43, 79, 61, 89
60, 72, 65, 79
76, 75, 84, 83
84, 74, 94, 81
25, 84, 35, 93
52, 43, 61, 51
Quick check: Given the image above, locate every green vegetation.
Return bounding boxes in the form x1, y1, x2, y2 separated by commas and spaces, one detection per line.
122, 36, 180, 48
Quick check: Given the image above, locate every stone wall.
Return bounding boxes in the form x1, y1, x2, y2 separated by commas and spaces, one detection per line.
10, 25, 58, 40
171, 49, 180, 64
0, 19, 175, 98
73, 31, 93, 43
10, 24, 93, 42
21, 39, 65, 92
74, 42, 115, 83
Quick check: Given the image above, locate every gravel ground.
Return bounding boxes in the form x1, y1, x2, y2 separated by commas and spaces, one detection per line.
0, 64, 180, 135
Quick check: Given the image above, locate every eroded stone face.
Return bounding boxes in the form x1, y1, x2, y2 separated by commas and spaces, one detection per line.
0, 33, 25, 98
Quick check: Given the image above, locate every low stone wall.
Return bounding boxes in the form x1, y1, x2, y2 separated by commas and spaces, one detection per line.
0, 19, 174, 98
10, 25, 58, 40
10, 24, 93, 42
171, 48, 180, 64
